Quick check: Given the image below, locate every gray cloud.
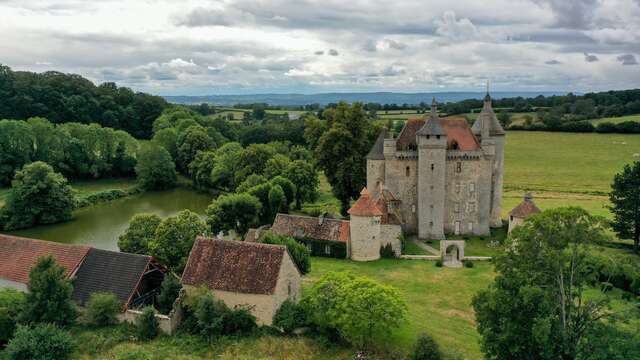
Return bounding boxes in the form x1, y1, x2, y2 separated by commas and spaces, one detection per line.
617, 54, 638, 65
328, 49, 339, 56
533, 0, 598, 29
545, 59, 561, 65
314, 50, 324, 55
583, 53, 599, 62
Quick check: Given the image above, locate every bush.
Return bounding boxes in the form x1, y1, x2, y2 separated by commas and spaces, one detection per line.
194, 293, 226, 339
5, 323, 74, 360
464, 260, 474, 268
86, 292, 121, 326
262, 232, 311, 274
0, 308, 16, 346
135, 144, 177, 190
223, 306, 257, 335
410, 332, 443, 360
273, 300, 308, 333
435, 260, 443, 267
156, 274, 182, 315
136, 307, 159, 341
0, 289, 25, 346
380, 243, 396, 258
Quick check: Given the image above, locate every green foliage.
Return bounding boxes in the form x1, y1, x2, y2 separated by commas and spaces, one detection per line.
0, 65, 168, 138
187, 150, 217, 189
268, 184, 287, 217
463, 260, 474, 268
262, 232, 311, 274
303, 271, 407, 349
176, 126, 215, 173
0, 120, 34, 184
209, 142, 243, 191
118, 213, 162, 254
149, 210, 208, 272
1, 161, 75, 230
273, 300, 308, 333
151, 127, 178, 160
156, 274, 182, 315
379, 243, 396, 258
20, 256, 77, 326
270, 176, 296, 212
435, 260, 443, 267
295, 237, 347, 258
5, 323, 74, 360
264, 154, 291, 179
608, 161, 640, 252
194, 292, 225, 339
410, 333, 443, 360
222, 306, 257, 336
135, 144, 177, 190
284, 160, 319, 209
472, 207, 612, 360
86, 292, 121, 326
577, 322, 640, 360
311, 102, 380, 214
135, 307, 159, 341
235, 143, 276, 181
206, 192, 261, 236
0, 288, 25, 346
236, 174, 267, 194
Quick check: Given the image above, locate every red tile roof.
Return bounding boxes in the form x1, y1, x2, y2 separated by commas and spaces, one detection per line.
181, 237, 289, 295
271, 214, 350, 243
395, 117, 480, 151
509, 197, 541, 218
0, 234, 90, 284
348, 188, 385, 217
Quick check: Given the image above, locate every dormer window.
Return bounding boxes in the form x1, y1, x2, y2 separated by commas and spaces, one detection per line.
450, 140, 459, 150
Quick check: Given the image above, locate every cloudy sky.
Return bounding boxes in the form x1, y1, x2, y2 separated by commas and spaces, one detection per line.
1, 0, 639, 95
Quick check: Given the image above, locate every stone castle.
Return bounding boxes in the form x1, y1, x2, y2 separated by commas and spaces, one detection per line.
361, 93, 505, 241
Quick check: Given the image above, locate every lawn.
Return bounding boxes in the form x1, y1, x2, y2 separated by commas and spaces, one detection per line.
590, 114, 640, 125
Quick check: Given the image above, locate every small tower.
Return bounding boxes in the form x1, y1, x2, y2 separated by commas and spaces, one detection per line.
366, 128, 388, 191
508, 193, 540, 233
348, 188, 383, 261
472, 90, 506, 228
416, 98, 447, 240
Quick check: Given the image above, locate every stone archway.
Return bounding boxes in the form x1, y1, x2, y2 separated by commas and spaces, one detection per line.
440, 240, 465, 268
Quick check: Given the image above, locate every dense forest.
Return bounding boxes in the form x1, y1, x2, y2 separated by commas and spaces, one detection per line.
0, 65, 168, 138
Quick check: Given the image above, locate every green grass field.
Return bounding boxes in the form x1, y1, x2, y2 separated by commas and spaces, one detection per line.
591, 114, 640, 125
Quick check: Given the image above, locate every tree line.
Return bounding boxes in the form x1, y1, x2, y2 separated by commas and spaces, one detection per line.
0, 65, 168, 138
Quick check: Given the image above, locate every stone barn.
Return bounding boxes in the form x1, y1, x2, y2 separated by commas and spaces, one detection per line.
181, 237, 301, 325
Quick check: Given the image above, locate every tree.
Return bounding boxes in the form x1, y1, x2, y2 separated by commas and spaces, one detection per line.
261, 233, 311, 274
188, 150, 217, 189
209, 142, 243, 191
236, 174, 267, 194
156, 274, 182, 315
118, 213, 162, 254
284, 160, 319, 209
314, 102, 379, 215
5, 324, 74, 360
472, 207, 612, 360
0, 289, 25, 346
149, 210, 207, 272
270, 176, 296, 213
20, 256, 77, 326
304, 271, 407, 349
268, 184, 287, 218
264, 154, 291, 179
194, 292, 225, 339
206, 193, 261, 236
135, 144, 177, 190
151, 127, 178, 160
0, 162, 75, 230
86, 292, 121, 326
235, 143, 276, 181
497, 110, 512, 128
609, 161, 640, 253
411, 333, 443, 360
136, 307, 159, 341
273, 300, 308, 333
176, 126, 214, 172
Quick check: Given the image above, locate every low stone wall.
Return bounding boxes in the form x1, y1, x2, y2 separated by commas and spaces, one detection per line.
399, 255, 492, 261
117, 308, 180, 335
462, 256, 492, 261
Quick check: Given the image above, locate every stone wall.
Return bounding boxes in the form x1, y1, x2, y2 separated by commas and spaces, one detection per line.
366, 159, 385, 190
118, 309, 178, 335
490, 135, 505, 227
417, 135, 447, 239
508, 215, 524, 233
383, 157, 418, 233
273, 251, 302, 311
380, 224, 402, 255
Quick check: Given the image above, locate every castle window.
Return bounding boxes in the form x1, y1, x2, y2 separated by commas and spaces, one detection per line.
454, 202, 460, 213
426, 135, 430, 139
324, 245, 331, 255
429, 221, 433, 227
468, 222, 474, 232
406, 166, 410, 177
306, 243, 312, 252
430, 204, 434, 209
469, 182, 476, 194
468, 202, 476, 213
430, 185, 434, 190
455, 183, 461, 194
431, 163, 434, 171
510, 215, 514, 221
456, 162, 462, 173
436, 135, 441, 139
450, 140, 460, 150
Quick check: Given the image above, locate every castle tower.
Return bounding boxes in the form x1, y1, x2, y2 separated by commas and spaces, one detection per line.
366, 128, 388, 190
348, 188, 383, 261
472, 92, 506, 228
416, 98, 447, 239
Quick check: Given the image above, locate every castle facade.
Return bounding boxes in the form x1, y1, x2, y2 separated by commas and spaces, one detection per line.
364, 94, 505, 240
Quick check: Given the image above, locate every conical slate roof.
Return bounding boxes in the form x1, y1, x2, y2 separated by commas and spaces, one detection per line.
472, 93, 505, 136
417, 98, 446, 136
366, 128, 388, 160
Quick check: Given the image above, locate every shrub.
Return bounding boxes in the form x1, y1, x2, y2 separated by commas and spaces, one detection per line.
195, 293, 226, 339
0, 288, 25, 346
223, 306, 257, 335
273, 300, 308, 333
5, 323, 74, 360
380, 243, 396, 258
410, 332, 443, 360
86, 292, 121, 326
156, 274, 182, 315
136, 307, 159, 341
0, 308, 16, 346
464, 260, 474, 268
435, 260, 443, 267
262, 232, 311, 274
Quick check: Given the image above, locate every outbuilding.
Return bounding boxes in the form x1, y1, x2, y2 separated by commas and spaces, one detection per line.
508, 193, 541, 233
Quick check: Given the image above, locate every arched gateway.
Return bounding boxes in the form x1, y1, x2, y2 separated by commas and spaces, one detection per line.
440, 240, 465, 267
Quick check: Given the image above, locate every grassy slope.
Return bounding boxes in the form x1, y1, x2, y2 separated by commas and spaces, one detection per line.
591, 114, 640, 124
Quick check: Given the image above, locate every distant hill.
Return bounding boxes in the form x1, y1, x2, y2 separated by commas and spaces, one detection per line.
163, 91, 568, 107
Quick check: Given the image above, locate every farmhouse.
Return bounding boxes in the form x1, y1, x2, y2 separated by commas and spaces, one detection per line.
0, 234, 165, 310
181, 237, 301, 325
508, 193, 541, 233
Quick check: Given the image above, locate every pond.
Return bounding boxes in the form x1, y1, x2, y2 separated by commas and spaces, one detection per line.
8, 187, 213, 251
